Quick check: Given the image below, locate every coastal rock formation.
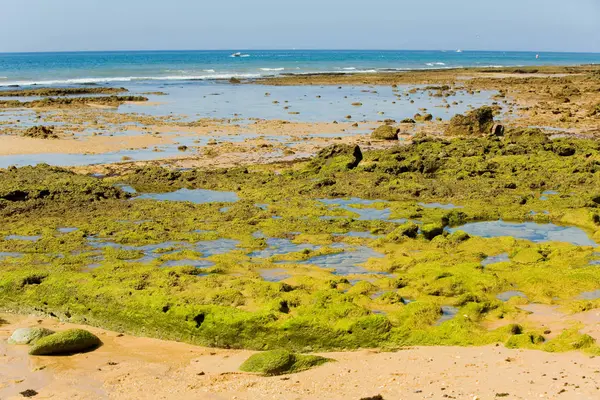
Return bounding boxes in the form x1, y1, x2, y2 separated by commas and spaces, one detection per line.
371, 125, 399, 141
8, 327, 55, 345
414, 113, 433, 122
29, 329, 101, 355
23, 125, 58, 139
445, 106, 495, 136
239, 350, 329, 376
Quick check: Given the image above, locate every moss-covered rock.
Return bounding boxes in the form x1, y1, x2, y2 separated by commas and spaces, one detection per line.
23, 126, 58, 139
371, 125, 399, 141
309, 144, 363, 173
445, 106, 495, 136
512, 248, 545, 264
8, 327, 55, 345
239, 350, 330, 376
29, 329, 101, 355
386, 222, 419, 242
421, 223, 444, 240
414, 113, 433, 122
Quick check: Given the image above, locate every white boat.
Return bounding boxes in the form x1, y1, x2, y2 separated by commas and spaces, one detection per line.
456, 49, 463, 53
231, 52, 242, 58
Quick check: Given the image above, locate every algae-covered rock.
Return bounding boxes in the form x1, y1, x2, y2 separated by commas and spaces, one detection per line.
29, 329, 101, 355
504, 128, 548, 145
447, 230, 470, 243
512, 248, 545, 264
421, 223, 444, 240
239, 350, 329, 376
310, 144, 363, 172
8, 327, 55, 345
445, 106, 495, 136
414, 113, 433, 122
23, 126, 58, 139
386, 222, 419, 242
371, 125, 399, 141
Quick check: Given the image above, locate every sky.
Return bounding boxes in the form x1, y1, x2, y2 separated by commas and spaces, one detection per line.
1, 0, 599, 53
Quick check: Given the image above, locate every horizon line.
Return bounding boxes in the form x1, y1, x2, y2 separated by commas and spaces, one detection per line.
1, 48, 600, 55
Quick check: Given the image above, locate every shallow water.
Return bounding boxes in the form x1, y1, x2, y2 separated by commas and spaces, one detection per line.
496, 291, 528, 302
161, 259, 215, 269
4, 235, 41, 242
435, 306, 459, 325
259, 268, 292, 282
319, 198, 406, 223
0, 252, 23, 260
578, 289, 600, 300
135, 188, 239, 204
57, 227, 78, 234
481, 253, 510, 266
448, 221, 597, 247
333, 231, 382, 239
278, 243, 385, 275
249, 238, 319, 259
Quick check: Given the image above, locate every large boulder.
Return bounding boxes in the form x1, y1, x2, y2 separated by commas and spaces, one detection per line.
29, 329, 101, 355
445, 106, 495, 136
371, 125, 399, 141
239, 350, 329, 376
8, 327, 55, 345
310, 144, 363, 173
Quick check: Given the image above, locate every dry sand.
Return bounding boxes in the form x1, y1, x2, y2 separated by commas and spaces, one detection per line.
1, 314, 599, 400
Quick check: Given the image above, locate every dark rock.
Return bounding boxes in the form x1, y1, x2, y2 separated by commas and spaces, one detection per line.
310, 144, 363, 172
23, 126, 58, 139
19, 390, 38, 398
490, 123, 505, 137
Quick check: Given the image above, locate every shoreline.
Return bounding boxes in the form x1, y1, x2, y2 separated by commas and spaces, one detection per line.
1, 312, 599, 400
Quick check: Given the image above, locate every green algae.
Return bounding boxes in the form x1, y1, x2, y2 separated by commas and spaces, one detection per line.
239, 350, 330, 375
29, 329, 101, 355
0, 135, 600, 353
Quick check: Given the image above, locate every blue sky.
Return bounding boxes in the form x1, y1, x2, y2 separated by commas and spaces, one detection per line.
1, 0, 599, 53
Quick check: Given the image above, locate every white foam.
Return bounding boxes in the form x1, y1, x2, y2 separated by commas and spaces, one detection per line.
260, 68, 285, 71
203, 69, 216, 73
0, 74, 262, 87
343, 67, 356, 70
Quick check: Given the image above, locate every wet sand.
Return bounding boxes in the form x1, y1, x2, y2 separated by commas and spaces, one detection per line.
1, 314, 599, 400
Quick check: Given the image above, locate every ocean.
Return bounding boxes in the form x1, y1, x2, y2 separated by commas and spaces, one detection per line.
1, 50, 599, 87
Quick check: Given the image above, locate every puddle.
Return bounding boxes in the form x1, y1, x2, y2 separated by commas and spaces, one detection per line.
481, 253, 510, 266
333, 231, 382, 239
115, 184, 137, 194
5, 235, 41, 242
578, 290, 600, 300
135, 188, 239, 204
249, 238, 319, 258
418, 202, 463, 210
58, 227, 78, 234
319, 198, 405, 223
496, 291, 528, 302
278, 243, 385, 275
448, 221, 597, 247
0, 252, 24, 260
259, 268, 292, 282
161, 259, 215, 269
435, 306, 459, 325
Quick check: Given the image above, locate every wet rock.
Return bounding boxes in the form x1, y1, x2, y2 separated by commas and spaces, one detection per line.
401, 118, 416, 124
23, 126, 58, 139
504, 127, 548, 145
490, 123, 505, 137
8, 327, 55, 345
229, 77, 241, 84
414, 113, 433, 122
371, 125, 399, 141
445, 106, 495, 136
29, 329, 101, 356
360, 396, 384, 400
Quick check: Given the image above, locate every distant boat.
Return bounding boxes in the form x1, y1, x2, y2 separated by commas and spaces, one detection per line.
231, 52, 242, 58
536, 54, 540, 59
456, 49, 463, 53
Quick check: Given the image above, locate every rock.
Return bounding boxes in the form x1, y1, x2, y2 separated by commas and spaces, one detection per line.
8, 327, 55, 345
371, 125, 399, 141
310, 144, 363, 172
445, 106, 495, 136
504, 128, 548, 145
19, 389, 38, 398
552, 143, 576, 157
414, 113, 433, 122
421, 223, 444, 240
360, 396, 384, 400
490, 123, 505, 137
29, 329, 101, 356
386, 222, 419, 242
229, 77, 241, 84
239, 350, 329, 376
400, 118, 416, 124
23, 126, 58, 139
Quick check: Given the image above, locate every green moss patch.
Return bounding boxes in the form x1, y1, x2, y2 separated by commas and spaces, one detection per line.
29, 329, 101, 355
239, 350, 330, 376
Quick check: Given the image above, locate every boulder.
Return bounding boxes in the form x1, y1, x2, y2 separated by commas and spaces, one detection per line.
371, 125, 399, 141
23, 126, 58, 139
445, 106, 495, 136
490, 123, 505, 137
414, 113, 433, 122
8, 327, 55, 345
400, 118, 416, 124
421, 223, 444, 240
29, 329, 101, 355
239, 350, 329, 376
